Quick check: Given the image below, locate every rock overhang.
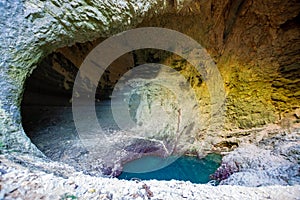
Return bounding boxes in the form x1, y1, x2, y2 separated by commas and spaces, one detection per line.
0, 0, 299, 181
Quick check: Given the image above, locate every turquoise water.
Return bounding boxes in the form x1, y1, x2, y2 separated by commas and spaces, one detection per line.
118, 154, 222, 184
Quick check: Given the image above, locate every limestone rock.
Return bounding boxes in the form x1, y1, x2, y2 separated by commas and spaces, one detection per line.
0, 0, 299, 190
1, 155, 300, 199
215, 131, 300, 186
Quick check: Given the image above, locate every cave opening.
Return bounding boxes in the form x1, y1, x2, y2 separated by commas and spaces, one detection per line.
21, 40, 220, 182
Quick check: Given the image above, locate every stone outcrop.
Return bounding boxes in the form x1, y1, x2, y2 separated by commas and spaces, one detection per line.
211, 127, 300, 186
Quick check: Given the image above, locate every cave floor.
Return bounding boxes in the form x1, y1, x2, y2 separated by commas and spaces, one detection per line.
23, 102, 121, 176
22, 101, 176, 177
21, 102, 300, 186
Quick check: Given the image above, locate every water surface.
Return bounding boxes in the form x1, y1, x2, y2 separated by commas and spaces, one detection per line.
118, 154, 222, 184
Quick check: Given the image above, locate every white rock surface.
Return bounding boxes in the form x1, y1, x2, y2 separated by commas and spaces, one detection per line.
217, 130, 300, 186
1, 155, 300, 200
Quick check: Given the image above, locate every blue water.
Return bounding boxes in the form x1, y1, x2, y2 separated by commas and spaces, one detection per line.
118, 154, 222, 184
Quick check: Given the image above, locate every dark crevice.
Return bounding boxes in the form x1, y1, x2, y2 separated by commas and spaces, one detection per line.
223, 0, 246, 42
280, 12, 300, 31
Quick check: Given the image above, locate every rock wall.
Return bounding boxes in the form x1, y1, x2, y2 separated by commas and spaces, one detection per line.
1, 0, 300, 155
0, 0, 174, 154
138, 0, 300, 130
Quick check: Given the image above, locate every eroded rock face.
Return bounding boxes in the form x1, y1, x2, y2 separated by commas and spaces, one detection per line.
0, 0, 299, 179
213, 129, 300, 186
139, 0, 300, 130
0, 0, 175, 154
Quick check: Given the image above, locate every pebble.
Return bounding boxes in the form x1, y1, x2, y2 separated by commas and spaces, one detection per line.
88, 188, 96, 193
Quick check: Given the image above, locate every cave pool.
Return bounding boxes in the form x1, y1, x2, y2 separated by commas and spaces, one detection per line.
118, 153, 222, 184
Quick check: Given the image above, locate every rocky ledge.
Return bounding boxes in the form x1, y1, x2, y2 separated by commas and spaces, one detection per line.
212, 127, 300, 186
0, 155, 299, 200
1, 126, 300, 199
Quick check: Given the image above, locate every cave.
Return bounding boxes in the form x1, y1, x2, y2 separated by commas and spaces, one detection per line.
1, 0, 300, 199
21, 40, 222, 178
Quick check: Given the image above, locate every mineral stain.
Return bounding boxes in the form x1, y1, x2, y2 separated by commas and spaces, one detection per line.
118, 154, 222, 184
